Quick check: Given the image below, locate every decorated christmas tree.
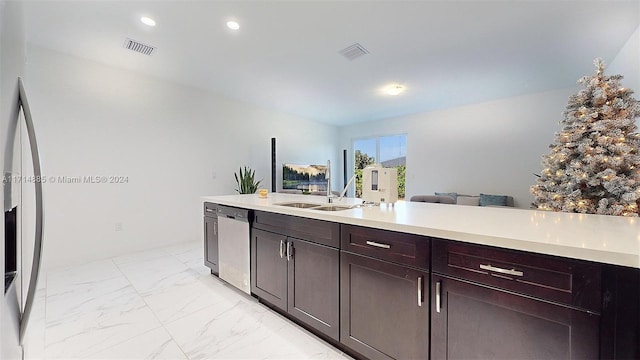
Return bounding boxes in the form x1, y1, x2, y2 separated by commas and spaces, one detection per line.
531, 58, 640, 217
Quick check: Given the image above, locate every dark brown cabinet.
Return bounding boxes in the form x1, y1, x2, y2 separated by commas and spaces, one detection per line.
251, 212, 340, 341
431, 239, 602, 360
341, 251, 429, 360
287, 236, 339, 340
252, 228, 287, 309
203, 202, 218, 275
600, 264, 640, 359
340, 225, 430, 360
431, 274, 600, 359
237, 207, 639, 360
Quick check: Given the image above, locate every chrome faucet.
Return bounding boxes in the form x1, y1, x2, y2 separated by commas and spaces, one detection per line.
327, 160, 357, 203
338, 174, 357, 202
326, 160, 335, 203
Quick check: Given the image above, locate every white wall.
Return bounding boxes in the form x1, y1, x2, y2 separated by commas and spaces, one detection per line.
608, 19, 640, 148
339, 87, 576, 208
25, 46, 338, 270
609, 24, 640, 105
1, 0, 26, 177
0, 0, 26, 357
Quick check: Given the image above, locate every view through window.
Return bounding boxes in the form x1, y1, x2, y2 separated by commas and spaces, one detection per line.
353, 134, 406, 199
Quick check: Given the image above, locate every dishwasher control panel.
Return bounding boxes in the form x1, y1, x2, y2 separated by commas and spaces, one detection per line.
217, 205, 250, 221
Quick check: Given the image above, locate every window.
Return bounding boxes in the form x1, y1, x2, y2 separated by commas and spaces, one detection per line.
353, 134, 406, 199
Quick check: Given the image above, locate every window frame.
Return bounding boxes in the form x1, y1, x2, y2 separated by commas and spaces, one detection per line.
351, 133, 407, 199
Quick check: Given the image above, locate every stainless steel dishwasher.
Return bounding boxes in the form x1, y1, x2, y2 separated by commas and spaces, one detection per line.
216, 205, 251, 294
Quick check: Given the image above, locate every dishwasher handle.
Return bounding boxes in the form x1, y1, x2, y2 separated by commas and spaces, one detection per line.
217, 206, 250, 222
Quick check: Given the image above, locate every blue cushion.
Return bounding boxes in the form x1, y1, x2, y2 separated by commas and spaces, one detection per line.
479, 193, 508, 207
435, 192, 457, 201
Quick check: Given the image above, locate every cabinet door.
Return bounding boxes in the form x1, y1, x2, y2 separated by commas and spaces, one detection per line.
340, 252, 429, 360
251, 228, 287, 311
431, 275, 600, 360
287, 239, 339, 341
204, 216, 218, 274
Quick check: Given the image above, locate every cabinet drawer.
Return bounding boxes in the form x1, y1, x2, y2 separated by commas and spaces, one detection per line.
432, 240, 601, 313
203, 202, 217, 216
341, 224, 430, 270
253, 211, 340, 248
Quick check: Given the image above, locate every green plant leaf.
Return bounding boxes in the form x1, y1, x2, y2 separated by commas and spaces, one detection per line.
234, 166, 262, 194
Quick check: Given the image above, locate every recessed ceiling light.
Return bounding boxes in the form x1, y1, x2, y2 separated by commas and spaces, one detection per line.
226, 20, 240, 30
383, 84, 406, 96
140, 16, 156, 27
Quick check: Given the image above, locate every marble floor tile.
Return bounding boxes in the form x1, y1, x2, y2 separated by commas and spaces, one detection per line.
161, 287, 351, 360
185, 257, 211, 276
86, 327, 187, 360
44, 305, 162, 358
174, 248, 205, 267
161, 241, 201, 258
272, 321, 353, 359
163, 241, 210, 276
112, 247, 173, 266
46, 276, 140, 326
25, 241, 351, 360
116, 255, 200, 296
46, 259, 122, 294
143, 277, 229, 324
206, 303, 351, 360
44, 257, 144, 355
163, 299, 290, 360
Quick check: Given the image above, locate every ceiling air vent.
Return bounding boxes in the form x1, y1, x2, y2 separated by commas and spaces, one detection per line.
123, 38, 156, 56
339, 43, 369, 61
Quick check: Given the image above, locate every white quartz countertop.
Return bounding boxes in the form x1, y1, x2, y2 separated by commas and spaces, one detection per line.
201, 193, 640, 269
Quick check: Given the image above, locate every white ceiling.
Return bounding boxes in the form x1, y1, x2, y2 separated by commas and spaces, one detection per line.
23, 1, 640, 126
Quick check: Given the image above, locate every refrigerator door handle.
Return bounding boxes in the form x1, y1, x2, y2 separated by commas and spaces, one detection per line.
17, 77, 45, 344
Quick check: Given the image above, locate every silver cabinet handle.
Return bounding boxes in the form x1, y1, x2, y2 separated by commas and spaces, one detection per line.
213, 221, 217, 236
205, 208, 215, 212
480, 264, 524, 277
435, 280, 442, 313
366, 240, 391, 249
286, 241, 293, 261
279, 240, 285, 259
417, 276, 423, 307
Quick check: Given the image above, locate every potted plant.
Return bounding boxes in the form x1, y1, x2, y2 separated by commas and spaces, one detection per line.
234, 166, 262, 194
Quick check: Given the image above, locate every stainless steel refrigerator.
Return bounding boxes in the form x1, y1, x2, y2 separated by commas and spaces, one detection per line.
2, 77, 44, 359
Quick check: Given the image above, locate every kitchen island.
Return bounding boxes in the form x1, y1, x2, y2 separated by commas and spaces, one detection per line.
202, 193, 639, 359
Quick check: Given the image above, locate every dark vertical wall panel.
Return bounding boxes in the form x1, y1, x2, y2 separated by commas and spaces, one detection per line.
271, 137, 276, 192
343, 149, 347, 189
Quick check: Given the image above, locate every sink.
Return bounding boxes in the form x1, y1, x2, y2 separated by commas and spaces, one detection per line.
274, 202, 323, 209
274, 202, 358, 211
313, 205, 354, 211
